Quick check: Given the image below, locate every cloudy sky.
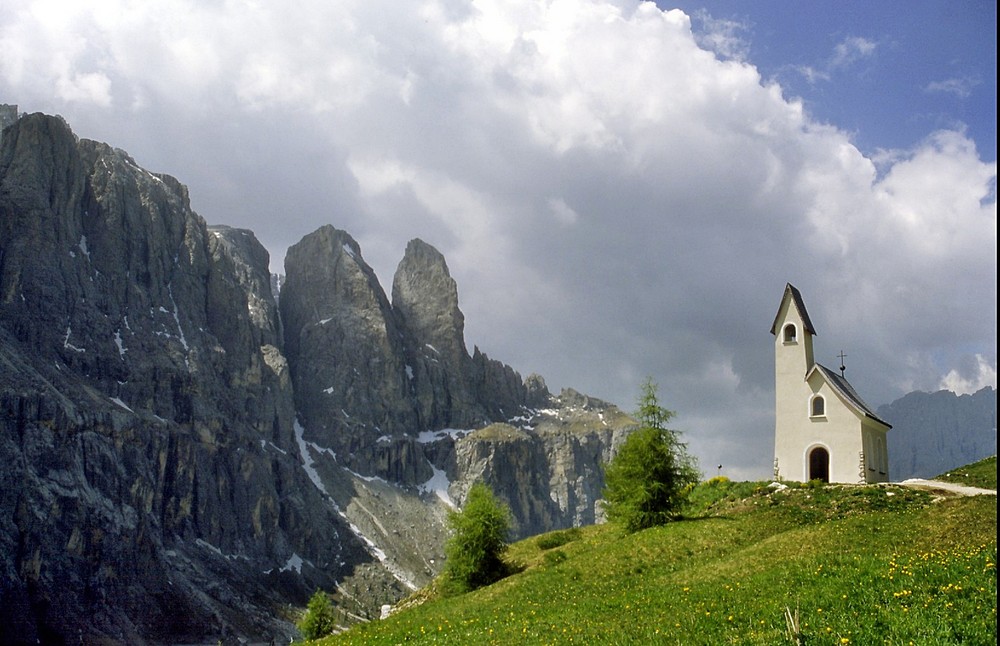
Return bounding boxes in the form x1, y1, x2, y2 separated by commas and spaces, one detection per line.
2, 0, 995, 479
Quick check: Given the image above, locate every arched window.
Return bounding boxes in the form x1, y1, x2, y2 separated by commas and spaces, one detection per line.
811, 395, 825, 417
783, 323, 797, 343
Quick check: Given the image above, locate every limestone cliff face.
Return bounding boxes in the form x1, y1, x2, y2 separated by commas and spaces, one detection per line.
280, 225, 417, 470
393, 238, 477, 429
393, 238, 532, 429
880, 387, 997, 480
279, 227, 534, 483
278, 227, 637, 584
0, 114, 364, 645
451, 389, 635, 538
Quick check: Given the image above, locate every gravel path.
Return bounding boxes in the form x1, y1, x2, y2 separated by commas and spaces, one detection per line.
896, 479, 997, 497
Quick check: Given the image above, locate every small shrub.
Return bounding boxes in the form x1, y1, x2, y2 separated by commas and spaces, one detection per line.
536, 528, 582, 551
297, 589, 336, 640
542, 550, 568, 566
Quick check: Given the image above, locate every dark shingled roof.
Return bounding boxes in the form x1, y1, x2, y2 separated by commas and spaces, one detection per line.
770, 283, 817, 336
811, 364, 892, 429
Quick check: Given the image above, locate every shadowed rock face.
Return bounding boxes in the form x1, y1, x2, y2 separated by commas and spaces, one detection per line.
276, 226, 636, 554
393, 238, 476, 429
393, 239, 543, 427
279, 227, 535, 482
0, 114, 365, 645
1, 113, 635, 642
280, 225, 417, 460
880, 387, 997, 480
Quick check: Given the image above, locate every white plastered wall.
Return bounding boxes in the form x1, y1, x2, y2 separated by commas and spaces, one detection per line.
773, 295, 815, 481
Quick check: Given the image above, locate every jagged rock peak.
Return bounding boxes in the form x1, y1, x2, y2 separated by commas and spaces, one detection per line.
392, 238, 466, 361
278, 226, 539, 474
390, 238, 477, 431
525, 373, 551, 407
279, 224, 386, 360
280, 224, 416, 450
286, 224, 364, 270
207, 225, 281, 348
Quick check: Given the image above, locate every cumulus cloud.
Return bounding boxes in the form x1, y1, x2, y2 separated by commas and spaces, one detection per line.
831, 36, 877, 68
925, 76, 980, 99
689, 9, 751, 61
54, 68, 112, 106
939, 354, 998, 395
792, 35, 877, 85
0, 0, 994, 478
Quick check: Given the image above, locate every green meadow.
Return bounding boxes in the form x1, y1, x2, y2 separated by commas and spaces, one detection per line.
933, 455, 997, 491
316, 458, 996, 645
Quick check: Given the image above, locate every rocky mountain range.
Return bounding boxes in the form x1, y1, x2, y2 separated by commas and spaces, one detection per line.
879, 386, 996, 481
0, 111, 634, 644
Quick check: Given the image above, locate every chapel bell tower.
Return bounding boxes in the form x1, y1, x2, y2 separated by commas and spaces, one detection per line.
770, 283, 891, 484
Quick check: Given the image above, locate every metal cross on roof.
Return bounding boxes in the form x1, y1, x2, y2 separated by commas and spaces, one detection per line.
838, 350, 847, 377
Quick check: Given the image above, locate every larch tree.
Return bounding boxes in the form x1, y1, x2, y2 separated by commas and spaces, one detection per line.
602, 378, 700, 532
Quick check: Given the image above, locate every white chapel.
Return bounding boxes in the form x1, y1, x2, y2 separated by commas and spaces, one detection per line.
771, 283, 891, 484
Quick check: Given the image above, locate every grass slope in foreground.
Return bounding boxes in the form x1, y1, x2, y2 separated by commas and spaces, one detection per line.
318, 474, 996, 645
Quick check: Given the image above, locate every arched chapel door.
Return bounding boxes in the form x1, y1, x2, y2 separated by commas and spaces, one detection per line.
808, 447, 829, 483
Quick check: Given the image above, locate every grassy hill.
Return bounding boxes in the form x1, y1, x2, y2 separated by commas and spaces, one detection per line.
317, 461, 996, 645
934, 455, 997, 490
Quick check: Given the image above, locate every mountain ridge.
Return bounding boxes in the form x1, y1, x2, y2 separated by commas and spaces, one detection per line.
879, 386, 996, 481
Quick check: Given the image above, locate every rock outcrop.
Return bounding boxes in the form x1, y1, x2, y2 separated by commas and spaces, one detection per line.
278, 225, 542, 485
393, 238, 478, 429
1, 112, 635, 642
393, 239, 538, 426
453, 389, 635, 536
280, 226, 418, 465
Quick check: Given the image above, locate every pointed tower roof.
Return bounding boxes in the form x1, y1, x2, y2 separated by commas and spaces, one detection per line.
770, 283, 817, 336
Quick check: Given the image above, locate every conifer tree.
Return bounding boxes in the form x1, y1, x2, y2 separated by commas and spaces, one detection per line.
602, 378, 700, 532
297, 589, 336, 640
443, 482, 512, 592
